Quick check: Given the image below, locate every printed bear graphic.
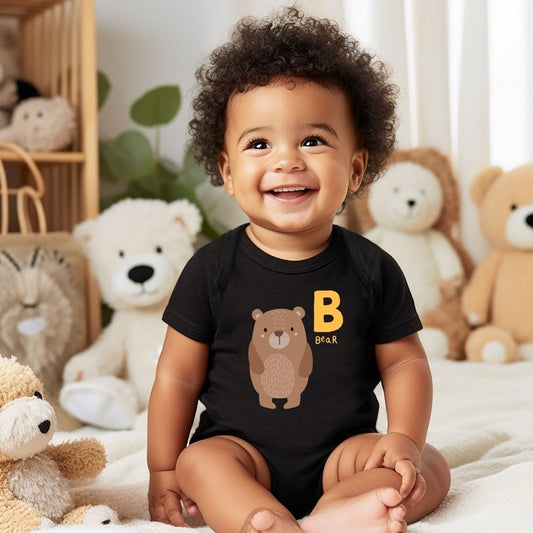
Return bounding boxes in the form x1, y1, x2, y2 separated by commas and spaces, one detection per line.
248, 306, 313, 409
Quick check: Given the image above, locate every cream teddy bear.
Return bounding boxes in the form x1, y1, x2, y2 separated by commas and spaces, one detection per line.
59, 198, 202, 430
349, 147, 473, 360
462, 163, 533, 363
0, 355, 119, 531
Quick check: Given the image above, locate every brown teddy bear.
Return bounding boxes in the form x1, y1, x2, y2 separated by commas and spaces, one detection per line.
0, 355, 119, 531
248, 307, 313, 409
461, 163, 533, 363
348, 147, 474, 360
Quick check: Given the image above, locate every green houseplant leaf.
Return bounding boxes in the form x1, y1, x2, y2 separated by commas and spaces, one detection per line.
130, 85, 181, 126
101, 130, 155, 181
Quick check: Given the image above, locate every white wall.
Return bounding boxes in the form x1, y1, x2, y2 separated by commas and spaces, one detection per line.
95, 0, 344, 228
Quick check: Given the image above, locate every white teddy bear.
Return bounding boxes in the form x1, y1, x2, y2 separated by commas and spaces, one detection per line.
350, 147, 473, 360
59, 198, 202, 430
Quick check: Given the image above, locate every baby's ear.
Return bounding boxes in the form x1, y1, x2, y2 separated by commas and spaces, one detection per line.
218, 152, 233, 195
349, 150, 368, 193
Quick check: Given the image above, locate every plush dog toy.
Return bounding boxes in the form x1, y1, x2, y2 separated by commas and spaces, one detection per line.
60, 198, 202, 430
349, 147, 474, 360
462, 163, 533, 363
0, 355, 119, 531
0, 96, 76, 151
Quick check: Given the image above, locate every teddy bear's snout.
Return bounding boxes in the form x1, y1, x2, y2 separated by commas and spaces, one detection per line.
526, 214, 533, 228
38, 419, 51, 434
128, 264, 154, 284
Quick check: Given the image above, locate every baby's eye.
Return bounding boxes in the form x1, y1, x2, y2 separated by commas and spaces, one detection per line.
247, 139, 270, 150
302, 136, 326, 147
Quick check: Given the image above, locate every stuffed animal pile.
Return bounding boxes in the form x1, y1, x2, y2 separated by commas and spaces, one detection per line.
59, 198, 202, 430
462, 163, 533, 363
0, 355, 119, 531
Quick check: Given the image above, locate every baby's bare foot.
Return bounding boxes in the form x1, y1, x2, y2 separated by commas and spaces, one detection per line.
301, 487, 406, 533
240, 508, 302, 533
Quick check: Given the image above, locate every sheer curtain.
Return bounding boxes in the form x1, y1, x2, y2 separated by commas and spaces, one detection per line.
342, 0, 533, 263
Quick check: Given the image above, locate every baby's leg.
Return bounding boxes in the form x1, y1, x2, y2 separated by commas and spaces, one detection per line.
302, 433, 450, 533
176, 435, 301, 533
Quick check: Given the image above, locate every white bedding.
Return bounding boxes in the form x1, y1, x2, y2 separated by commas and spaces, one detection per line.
53, 359, 533, 532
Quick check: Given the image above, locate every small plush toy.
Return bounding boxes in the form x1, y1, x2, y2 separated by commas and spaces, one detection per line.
349, 147, 474, 360
0, 96, 76, 151
461, 163, 533, 363
0, 355, 119, 531
59, 198, 202, 430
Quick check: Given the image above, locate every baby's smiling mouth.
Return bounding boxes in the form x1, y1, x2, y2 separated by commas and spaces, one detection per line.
270, 186, 310, 199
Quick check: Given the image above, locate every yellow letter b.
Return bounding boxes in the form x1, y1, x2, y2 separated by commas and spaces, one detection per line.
314, 290, 343, 332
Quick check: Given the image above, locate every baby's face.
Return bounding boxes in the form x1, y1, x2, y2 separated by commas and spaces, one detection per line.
218, 78, 367, 240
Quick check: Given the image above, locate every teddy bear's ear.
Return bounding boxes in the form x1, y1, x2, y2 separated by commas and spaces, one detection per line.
72, 218, 96, 250
470, 166, 504, 206
293, 306, 306, 319
169, 199, 202, 238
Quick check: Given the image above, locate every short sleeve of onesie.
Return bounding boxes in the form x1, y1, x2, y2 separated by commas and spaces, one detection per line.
369, 249, 422, 344
163, 244, 217, 345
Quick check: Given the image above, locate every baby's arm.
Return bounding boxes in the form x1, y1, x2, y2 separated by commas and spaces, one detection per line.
366, 334, 432, 502
147, 326, 209, 526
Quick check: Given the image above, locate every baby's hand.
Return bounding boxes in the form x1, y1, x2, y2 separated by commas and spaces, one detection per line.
149, 469, 195, 527
364, 432, 426, 506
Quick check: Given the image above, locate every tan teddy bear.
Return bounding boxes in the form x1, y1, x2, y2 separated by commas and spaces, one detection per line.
348, 147, 474, 360
0, 355, 119, 531
461, 163, 533, 363
248, 307, 313, 409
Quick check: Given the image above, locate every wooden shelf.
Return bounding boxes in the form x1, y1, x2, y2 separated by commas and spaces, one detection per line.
0, 150, 85, 163
0, 1, 60, 17
0, 0, 101, 343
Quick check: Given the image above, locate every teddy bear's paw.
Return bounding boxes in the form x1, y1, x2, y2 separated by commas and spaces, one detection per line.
465, 326, 518, 363
59, 376, 138, 430
62, 504, 120, 526
466, 312, 483, 327
480, 341, 509, 364
82, 505, 120, 526
518, 343, 533, 361
40, 517, 55, 528
419, 328, 449, 359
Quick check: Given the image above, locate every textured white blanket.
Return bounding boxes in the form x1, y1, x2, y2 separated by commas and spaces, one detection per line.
53, 359, 533, 532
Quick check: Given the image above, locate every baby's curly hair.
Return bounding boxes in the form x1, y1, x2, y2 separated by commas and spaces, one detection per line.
188, 7, 398, 194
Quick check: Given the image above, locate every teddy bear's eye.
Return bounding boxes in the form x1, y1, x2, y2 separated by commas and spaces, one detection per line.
393, 187, 400, 193
119, 250, 125, 258
420, 189, 426, 195
263, 327, 268, 333
155, 246, 163, 254
34, 391, 43, 399
511, 203, 518, 211
37, 111, 44, 118
23, 113, 29, 120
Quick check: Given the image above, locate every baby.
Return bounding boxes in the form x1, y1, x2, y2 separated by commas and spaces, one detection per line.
147, 7, 450, 533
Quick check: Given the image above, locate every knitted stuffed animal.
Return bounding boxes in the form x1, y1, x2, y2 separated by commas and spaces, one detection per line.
0, 355, 120, 531
0, 96, 76, 151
